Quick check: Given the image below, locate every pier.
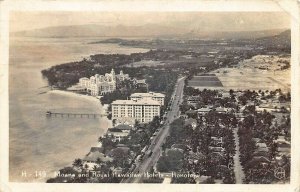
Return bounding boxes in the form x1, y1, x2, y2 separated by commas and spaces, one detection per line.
46, 111, 106, 118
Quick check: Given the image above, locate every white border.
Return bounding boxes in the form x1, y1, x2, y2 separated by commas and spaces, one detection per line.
0, 0, 299, 192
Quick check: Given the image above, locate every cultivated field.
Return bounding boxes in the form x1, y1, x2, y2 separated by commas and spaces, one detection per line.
188, 75, 223, 88
189, 55, 290, 92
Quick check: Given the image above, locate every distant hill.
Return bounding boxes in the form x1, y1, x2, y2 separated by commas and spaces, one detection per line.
182, 29, 288, 40
12, 24, 185, 38
12, 24, 288, 40
256, 29, 291, 46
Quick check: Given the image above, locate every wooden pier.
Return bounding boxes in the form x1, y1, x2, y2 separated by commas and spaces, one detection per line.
46, 111, 106, 118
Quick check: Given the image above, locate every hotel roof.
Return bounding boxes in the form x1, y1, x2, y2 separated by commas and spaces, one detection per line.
83, 151, 113, 162
131, 92, 165, 98
112, 98, 161, 106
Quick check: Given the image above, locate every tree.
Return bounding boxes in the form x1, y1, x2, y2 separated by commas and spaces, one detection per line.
73, 159, 83, 169
157, 150, 184, 172
110, 148, 130, 168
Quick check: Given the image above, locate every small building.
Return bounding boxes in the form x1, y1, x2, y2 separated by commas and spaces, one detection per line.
252, 138, 262, 144
255, 142, 269, 152
114, 124, 133, 132
215, 107, 229, 113
107, 128, 130, 142
276, 143, 291, 158
211, 137, 223, 147
197, 108, 211, 115
209, 146, 225, 153
83, 151, 113, 170
134, 79, 148, 90
171, 144, 186, 151
274, 136, 290, 145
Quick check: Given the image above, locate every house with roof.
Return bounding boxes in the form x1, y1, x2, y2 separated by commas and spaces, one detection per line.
209, 146, 226, 154
114, 124, 132, 132
276, 143, 291, 158
210, 137, 223, 147
106, 128, 130, 142
255, 142, 269, 152
215, 107, 229, 113
252, 138, 262, 144
134, 79, 148, 90
171, 144, 186, 151
83, 151, 113, 170
197, 107, 211, 115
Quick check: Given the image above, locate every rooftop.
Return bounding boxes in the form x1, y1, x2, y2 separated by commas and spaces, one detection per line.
131, 92, 165, 98
197, 108, 211, 112
256, 142, 267, 148
136, 79, 147, 84
112, 98, 161, 106
83, 151, 113, 162
114, 124, 132, 130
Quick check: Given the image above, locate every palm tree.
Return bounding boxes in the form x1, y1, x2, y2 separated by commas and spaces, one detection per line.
73, 158, 83, 168
96, 158, 102, 165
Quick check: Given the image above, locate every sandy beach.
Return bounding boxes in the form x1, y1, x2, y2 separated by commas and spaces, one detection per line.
8, 36, 149, 182
49, 89, 112, 144
48, 90, 108, 113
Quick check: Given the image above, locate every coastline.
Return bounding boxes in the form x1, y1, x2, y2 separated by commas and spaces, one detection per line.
46, 89, 112, 181
49, 90, 102, 109
48, 88, 112, 137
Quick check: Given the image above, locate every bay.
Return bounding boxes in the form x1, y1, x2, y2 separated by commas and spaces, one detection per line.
9, 36, 148, 182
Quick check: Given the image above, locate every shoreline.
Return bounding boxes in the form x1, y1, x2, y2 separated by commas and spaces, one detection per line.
46, 89, 112, 181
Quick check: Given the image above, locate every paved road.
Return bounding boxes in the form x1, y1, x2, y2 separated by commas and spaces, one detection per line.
122, 76, 185, 183
233, 128, 245, 184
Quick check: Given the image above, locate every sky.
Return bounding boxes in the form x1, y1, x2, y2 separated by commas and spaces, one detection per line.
10, 11, 290, 32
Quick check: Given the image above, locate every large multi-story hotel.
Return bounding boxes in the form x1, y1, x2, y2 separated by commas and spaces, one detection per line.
130, 92, 165, 106
111, 98, 161, 124
78, 69, 129, 96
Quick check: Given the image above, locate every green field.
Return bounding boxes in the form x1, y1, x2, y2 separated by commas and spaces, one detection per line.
188, 75, 223, 87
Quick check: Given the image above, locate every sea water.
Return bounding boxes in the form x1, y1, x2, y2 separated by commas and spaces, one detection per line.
9, 36, 148, 182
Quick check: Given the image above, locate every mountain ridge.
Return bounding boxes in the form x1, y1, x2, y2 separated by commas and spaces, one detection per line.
12, 24, 289, 40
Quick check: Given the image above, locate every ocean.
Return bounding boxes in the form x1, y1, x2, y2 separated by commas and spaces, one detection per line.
9, 36, 148, 182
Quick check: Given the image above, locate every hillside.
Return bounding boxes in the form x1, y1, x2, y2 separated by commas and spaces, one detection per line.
12, 24, 288, 40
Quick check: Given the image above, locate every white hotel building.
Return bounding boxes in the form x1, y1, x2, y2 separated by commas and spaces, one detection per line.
130, 92, 165, 106
112, 98, 161, 123
111, 92, 165, 124
78, 69, 129, 96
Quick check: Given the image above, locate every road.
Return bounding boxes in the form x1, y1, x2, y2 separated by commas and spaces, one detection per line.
122, 76, 185, 183
233, 128, 245, 184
